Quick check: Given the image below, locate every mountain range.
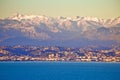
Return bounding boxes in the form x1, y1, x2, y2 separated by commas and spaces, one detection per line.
0, 13, 120, 47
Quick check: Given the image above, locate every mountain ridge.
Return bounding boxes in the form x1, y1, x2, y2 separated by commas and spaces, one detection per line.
0, 13, 120, 47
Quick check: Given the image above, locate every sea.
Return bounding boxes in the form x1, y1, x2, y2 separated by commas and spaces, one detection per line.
0, 62, 120, 80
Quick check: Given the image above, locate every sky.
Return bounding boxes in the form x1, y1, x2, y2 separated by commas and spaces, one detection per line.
0, 0, 120, 19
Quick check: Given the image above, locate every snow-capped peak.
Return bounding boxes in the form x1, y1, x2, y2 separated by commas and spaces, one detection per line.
112, 17, 120, 24
6, 13, 120, 27
8, 13, 48, 21
80, 16, 102, 22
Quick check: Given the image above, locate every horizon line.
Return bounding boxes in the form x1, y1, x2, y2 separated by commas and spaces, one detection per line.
1, 12, 120, 20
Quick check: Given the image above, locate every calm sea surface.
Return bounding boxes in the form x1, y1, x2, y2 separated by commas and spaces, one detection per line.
0, 62, 120, 80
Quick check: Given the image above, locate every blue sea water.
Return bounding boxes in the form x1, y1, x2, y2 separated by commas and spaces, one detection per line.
0, 62, 120, 80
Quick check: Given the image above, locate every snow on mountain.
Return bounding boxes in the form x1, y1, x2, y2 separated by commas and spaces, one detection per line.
8, 13, 48, 21
0, 13, 120, 47
111, 17, 120, 26
7, 13, 120, 28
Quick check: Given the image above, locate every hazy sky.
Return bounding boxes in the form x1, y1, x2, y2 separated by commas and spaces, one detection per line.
0, 0, 120, 19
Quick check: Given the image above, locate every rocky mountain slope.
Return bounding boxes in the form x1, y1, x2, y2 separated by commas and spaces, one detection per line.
0, 13, 120, 47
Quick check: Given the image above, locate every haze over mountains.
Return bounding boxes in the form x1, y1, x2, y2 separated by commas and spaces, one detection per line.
0, 13, 120, 47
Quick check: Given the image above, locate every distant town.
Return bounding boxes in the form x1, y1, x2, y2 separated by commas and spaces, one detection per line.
0, 45, 120, 62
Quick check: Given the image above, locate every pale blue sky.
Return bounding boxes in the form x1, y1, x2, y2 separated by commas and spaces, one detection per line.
0, 0, 120, 19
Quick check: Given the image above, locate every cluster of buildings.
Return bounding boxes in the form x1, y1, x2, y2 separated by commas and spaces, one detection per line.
0, 45, 120, 62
